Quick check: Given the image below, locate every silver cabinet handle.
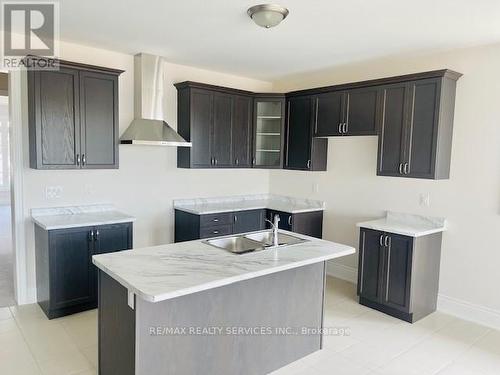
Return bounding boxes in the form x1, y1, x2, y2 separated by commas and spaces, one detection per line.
215, 159, 218, 165
213, 218, 219, 222
210, 157, 214, 165
344, 122, 348, 134
288, 216, 292, 226
404, 162, 409, 175
89, 230, 94, 242
213, 230, 219, 234
399, 163, 403, 174
338, 123, 342, 134
76, 154, 81, 166
82, 154, 86, 166
235, 158, 239, 166
95, 229, 99, 240
384, 235, 390, 247
306, 159, 311, 169
234, 215, 238, 223
252, 157, 256, 165
379, 234, 384, 247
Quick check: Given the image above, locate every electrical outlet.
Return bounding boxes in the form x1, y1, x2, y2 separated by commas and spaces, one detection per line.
419, 193, 430, 207
45, 186, 63, 200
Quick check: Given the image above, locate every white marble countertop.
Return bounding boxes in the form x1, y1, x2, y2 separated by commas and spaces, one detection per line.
173, 194, 325, 215
92, 230, 355, 303
31, 204, 136, 230
356, 211, 446, 237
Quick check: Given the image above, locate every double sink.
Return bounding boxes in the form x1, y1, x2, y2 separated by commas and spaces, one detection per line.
204, 230, 308, 255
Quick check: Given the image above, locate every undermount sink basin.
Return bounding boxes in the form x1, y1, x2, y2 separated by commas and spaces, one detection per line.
244, 230, 306, 247
204, 236, 265, 254
204, 230, 309, 255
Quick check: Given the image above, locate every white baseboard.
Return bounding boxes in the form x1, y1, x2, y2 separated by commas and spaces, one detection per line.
438, 294, 500, 331
326, 261, 358, 284
326, 262, 500, 331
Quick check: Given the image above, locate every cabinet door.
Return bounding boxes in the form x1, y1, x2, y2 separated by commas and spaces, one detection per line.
232, 95, 253, 167
406, 78, 440, 178
94, 223, 133, 255
190, 89, 213, 167
345, 87, 379, 136
377, 83, 409, 176
92, 223, 133, 299
358, 229, 384, 302
233, 210, 265, 234
382, 234, 413, 312
291, 211, 323, 238
29, 68, 80, 169
49, 227, 93, 309
253, 98, 285, 168
314, 92, 344, 137
212, 93, 233, 167
266, 210, 292, 231
285, 96, 313, 170
79, 71, 119, 169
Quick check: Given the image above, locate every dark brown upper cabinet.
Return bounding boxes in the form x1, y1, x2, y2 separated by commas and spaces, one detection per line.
313, 87, 378, 137
176, 82, 255, 169
377, 72, 461, 179
28, 59, 123, 170
233, 95, 254, 168
253, 95, 286, 169
314, 91, 344, 137
344, 87, 379, 136
175, 70, 460, 176
212, 92, 233, 167
284, 96, 328, 171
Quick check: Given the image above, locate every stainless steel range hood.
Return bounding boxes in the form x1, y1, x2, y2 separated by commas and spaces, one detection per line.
120, 53, 191, 147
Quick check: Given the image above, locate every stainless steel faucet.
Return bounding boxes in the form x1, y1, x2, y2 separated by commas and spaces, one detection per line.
265, 214, 280, 247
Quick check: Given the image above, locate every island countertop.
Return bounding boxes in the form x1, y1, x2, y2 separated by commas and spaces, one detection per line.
92, 230, 355, 303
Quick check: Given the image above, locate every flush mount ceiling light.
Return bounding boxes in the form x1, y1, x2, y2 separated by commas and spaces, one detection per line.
247, 4, 289, 28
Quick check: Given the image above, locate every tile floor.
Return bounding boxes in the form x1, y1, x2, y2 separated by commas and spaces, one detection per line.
0, 277, 498, 375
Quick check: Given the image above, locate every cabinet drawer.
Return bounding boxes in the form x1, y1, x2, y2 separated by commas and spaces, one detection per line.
200, 213, 233, 228
200, 225, 233, 239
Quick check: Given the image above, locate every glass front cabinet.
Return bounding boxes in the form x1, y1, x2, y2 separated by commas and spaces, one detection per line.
252, 95, 286, 168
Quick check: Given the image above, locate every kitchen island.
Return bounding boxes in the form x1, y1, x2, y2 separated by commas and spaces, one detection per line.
92, 230, 355, 375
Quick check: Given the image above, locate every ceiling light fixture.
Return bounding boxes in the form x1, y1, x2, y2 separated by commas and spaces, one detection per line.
247, 4, 289, 28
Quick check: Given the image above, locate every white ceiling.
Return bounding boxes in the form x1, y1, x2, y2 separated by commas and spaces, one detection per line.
59, 0, 500, 80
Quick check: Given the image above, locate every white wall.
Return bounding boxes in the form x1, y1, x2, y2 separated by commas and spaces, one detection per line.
15, 40, 273, 303
269, 43, 500, 319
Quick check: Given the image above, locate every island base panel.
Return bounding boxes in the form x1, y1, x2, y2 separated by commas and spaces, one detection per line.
99, 263, 327, 375
98, 271, 135, 375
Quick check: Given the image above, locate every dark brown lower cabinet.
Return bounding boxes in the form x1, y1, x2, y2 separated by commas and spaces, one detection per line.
174, 208, 323, 242
265, 209, 323, 239
357, 228, 442, 323
35, 222, 133, 319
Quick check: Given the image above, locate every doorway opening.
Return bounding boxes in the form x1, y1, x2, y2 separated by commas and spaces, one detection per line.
0, 72, 14, 307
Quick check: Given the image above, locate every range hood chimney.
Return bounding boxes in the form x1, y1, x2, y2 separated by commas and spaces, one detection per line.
120, 53, 191, 147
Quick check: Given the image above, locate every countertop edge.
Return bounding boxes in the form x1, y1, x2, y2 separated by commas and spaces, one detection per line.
174, 205, 325, 215
32, 216, 137, 231
356, 222, 446, 238
92, 247, 355, 303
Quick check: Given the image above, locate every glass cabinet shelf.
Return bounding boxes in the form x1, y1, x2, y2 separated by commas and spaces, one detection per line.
254, 98, 284, 168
